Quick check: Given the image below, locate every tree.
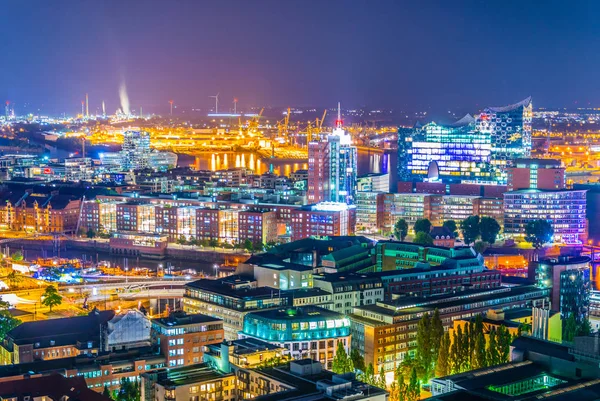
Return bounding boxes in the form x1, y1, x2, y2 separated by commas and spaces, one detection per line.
577, 317, 592, 336
443, 220, 458, 237
487, 327, 499, 366
473, 241, 488, 255
6, 271, 22, 289
376, 366, 387, 389
407, 367, 420, 401
416, 313, 432, 379
363, 363, 376, 385
395, 366, 407, 401
497, 326, 512, 363
0, 297, 20, 340
413, 218, 432, 235
413, 232, 434, 246
41, 285, 62, 312
243, 239, 253, 253
102, 385, 112, 399
472, 331, 487, 370
479, 217, 501, 244
394, 219, 409, 241
332, 341, 353, 374
253, 241, 265, 253
431, 309, 444, 356
525, 220, 554, 248
176, 235, 187, 245
10, 251, 23, 262
564, 313, 577, 342
450, 327, 460, 374
460, 216, 480, 244
208, 238, 219, 250
435, 331, 450, 377
350, 348, 365, 372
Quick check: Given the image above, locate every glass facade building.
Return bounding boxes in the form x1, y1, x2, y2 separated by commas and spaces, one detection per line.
399, 97, 533, 185
504, 189, 587, 244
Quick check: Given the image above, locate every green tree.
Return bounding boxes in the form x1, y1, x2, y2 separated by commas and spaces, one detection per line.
394, 219, 409, 241
431, 308, 444, 356
363, 363, 376, 385
243, 239, 253, 253
443, 220, 458, 237
6, 271, 23, 289
10, 251, 23, 262
416, 313, 433, 379
407, 367, 420, 401
473, 241, 488, 255
413, 218, 432, 235
497, 326, 512, 363
351, 348, 365, 372
564, 313, 577, 342
332, 341, 353, 374
435, 331, 450, 378
376, 366, 387, 389
413, 232, 434, 246
86, 228, 96, 239
487, 327, 499, 366
102, 385, 112, 399
577, 317, 592, 336
472, 331, 487, 370
450, 327, 460, 374
208, 238, 219, 250
479, 217, 501, 244
460, 216, 480, 244
525, 219, 554, 248
395, 366, 407, 401
461, 323, 470, 371
41, 285, 62, 312
176, 235, 187, 245
253, 241, 265, 253
0, 296, 20, 340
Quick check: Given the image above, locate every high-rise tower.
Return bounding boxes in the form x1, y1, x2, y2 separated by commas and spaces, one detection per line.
307, 103, 357, 204
85, 93, 89, 118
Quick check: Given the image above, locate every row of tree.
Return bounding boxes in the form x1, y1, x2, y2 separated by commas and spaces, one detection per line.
394, 216, 555, 249
103, 378, 140, 401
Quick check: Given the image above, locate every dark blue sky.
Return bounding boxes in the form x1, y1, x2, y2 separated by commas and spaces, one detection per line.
1, 0, 599, 115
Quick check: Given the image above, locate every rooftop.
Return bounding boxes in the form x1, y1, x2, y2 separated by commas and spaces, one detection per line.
0, 374, 110, 401
246, 306, 345, 322
153, 363, 234, 387
152, 312, 221, 328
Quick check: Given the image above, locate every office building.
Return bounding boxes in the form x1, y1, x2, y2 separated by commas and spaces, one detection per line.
141, 363, 236, 401
151, 312, 224, 367
507, 158, 565, 191
290, 202, 356, 241
399, 97, 532, 185
429, 194, 478, 225
349, 286, 548, 377
534, 256, 591, 323
477, 96, 533, 174
503, 189, 587, 244
357, 173, 389, 193
121, 130, 151, 170
240, 306, 351, 370
0, 309, 115, 365
238, 254, 314, 290
379, 193, 429, 233
308, 106, 357, 204
313, 272, 384, 315
238, 210, 278, 245
204, 338, 287, 371
355, 191, 383, 233
183, 275, 288, 340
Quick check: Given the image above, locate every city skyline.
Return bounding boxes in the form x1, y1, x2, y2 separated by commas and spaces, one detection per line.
1, 1, 600, 115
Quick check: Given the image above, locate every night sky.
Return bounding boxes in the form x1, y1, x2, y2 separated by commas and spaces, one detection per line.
1, 0, 599, 115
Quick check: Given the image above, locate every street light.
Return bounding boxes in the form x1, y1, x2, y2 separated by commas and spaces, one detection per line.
214, 264, 218, 278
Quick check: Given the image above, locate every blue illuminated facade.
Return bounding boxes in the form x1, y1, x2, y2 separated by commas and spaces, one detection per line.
398, 97, 532, 185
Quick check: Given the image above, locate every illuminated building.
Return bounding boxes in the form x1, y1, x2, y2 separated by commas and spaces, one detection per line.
290, 202, 356, 241
399, 97, 533, 185
312, 273, 384, 316
240, 306, 351, 370
507, 158, 565, 191
109, 232, 168, 257
307, 104, 357, 204
183, 275, 289, 340
429, 194, 479, 225
0, 192, 81, 234
534, 256, 590, 324
140, 363, 235, 401
355, 191, 383, 233
357, 173, 389, 193
503, 189, 587, 244
122, 130, 150, 170
238, 210, 278, 245
379, 193, 429, 233
238, 254, 314, 290
349, 286, 548, 377
477, 96, 533, 175
405, 114, 494, 183
151, 312, 224, 367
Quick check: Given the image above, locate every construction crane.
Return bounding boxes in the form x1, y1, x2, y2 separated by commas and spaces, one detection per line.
247, 108, 264, 136
276, 107, 292, 144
